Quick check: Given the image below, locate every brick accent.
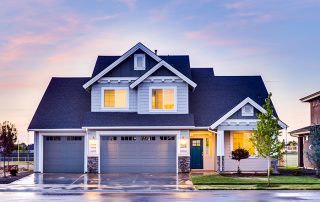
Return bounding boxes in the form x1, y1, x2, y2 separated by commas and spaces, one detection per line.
87, 157, 99, 173
178, 156, 190, 173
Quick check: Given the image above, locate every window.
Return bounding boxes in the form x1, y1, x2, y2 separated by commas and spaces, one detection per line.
101, 136, 117, 141
141, 136, 156, 141
150, 87, 176, 111
67, 136, 82, 141
102, 87, 128, 109
46, 136, 61, 141
232, 132, 256, 155
120, 136, 137, 141
160, 136, 175, 141
192, 140, 201, 147
134, 54, 146, 70
242, 105, 254, 116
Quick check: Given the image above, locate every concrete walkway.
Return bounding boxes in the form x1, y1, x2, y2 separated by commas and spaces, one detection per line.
4, 173, 194, 192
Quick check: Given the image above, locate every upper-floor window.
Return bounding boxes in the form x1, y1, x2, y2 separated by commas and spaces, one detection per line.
149, 87, 176, 112
242, 105, 254, 116
134, 54, 146, 70
102, 87, 129, 110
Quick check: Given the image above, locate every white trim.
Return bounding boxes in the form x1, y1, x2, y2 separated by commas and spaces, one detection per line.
148, 86, 177, 113
28, 128, 84, 132
290, 131, 310, 137
83, 126, 195, 129
100, 87, 129, 111
300, 92, 320, 102
84, 130, 88, 173
134, 54, 146, 70
230, 131, 258, 158
98, 77, 138, 83
216, 129, 224, 156
97, 132, 101, 174
209, 97, 287, 130
96, 130, 180, 136
83, 42, 162, 89
130, 60, 197, 89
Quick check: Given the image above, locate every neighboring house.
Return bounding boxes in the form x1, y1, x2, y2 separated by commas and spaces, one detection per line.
290, 91, 320, 168
28, 43, 286, 173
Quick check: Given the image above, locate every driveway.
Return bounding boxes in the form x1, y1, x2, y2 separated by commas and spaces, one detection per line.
5, 173, 193, 192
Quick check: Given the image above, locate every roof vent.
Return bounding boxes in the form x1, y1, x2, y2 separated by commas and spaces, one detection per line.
154, 49, 158, 55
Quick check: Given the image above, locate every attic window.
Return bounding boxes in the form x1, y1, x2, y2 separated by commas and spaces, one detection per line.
134, 54, 145, 70
242, 105, 254, 116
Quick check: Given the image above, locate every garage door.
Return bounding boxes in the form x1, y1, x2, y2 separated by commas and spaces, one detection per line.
43, 136, 84, 173
100, 135, 176, 173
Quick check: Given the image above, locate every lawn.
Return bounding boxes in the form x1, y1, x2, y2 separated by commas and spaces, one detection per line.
191, 174, 320, 190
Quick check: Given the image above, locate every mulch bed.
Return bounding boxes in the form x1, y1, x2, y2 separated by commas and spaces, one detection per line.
0, 171, 33, 184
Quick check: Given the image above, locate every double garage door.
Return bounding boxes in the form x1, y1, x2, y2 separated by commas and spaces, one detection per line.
100, 135, 177, 173
43, 135, 176, 173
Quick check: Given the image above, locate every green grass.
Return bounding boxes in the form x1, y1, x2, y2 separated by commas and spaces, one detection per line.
191, 174, 320, 190
279, 166, 299, 171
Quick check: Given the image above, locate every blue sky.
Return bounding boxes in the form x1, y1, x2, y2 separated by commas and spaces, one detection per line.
0, 0, 319, 143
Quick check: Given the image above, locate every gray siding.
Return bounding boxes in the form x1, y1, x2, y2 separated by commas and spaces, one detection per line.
91, 82, 137, 112
224, 131, 268, 171
229, 104, 259, 119
137, 81, 189, 114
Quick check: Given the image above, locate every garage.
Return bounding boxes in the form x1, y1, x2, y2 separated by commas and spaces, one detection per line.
100, 135, 176, 173
43, 136, 84, 173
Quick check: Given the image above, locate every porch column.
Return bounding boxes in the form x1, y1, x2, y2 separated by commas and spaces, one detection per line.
87, 131, 99, 173
216, 129, 224, 172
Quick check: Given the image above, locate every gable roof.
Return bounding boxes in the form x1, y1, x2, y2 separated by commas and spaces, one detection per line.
130, 60, 197, 89
189, 75, 281, 127
209, 97, 287, 129
83, 42, 162, 89
300, 91, 320, 102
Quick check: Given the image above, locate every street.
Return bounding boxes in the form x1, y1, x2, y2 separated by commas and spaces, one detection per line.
0, 191, 319, 202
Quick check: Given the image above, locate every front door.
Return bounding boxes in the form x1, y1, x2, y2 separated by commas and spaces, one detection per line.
190, 139, 203, 169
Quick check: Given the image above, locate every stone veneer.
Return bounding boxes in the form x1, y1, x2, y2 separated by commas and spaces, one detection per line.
217, 156, 224, 172
178, 156, 190, 173
87, 157, 99, 173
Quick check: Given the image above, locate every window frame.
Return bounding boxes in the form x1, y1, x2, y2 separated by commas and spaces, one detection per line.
241, 105, 254, 116
101, 87, 129, 111
230, 131, 257, 158
134, 54, 146, 70
148, 86, 177, 112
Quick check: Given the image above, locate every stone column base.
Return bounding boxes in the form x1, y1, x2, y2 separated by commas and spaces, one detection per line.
178, 156, 190, 173
87, 156, 98, 173
217, 156, 224, 172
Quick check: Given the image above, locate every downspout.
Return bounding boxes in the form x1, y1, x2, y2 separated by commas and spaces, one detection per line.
208, 127, 221, 172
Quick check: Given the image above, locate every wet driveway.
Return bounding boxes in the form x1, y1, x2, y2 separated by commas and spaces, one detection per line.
5, 173, 193, 192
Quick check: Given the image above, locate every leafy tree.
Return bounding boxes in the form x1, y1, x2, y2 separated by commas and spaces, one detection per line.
250, 93, 282, 186
0, 121, 18, 177
307, 125, 320, 177
231, 148, 250, 174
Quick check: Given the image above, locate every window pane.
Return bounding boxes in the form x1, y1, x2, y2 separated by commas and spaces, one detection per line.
244, 133, 255, 155
163, 89, 175, 109
233, 133, 244, 150
104, 90, 115, 107
114, 89, 127, 108
137, 56, 143, 67
152, 89, 163, 109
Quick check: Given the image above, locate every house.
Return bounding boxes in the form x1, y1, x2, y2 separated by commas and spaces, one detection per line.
290, 91, 320, 168
28, 42, 286, 173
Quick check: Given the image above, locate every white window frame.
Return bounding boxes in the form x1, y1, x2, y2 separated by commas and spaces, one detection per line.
230, 131, 257, 158
148, 86, 177, 113
241, 105, 254, 116
101, 87, 129, 111
134, 54, 146, 70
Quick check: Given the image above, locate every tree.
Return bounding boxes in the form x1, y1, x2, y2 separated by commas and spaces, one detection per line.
250, 93, 282, 186
0, 121, 18, 177
231, 148, 250, 174
307, 125, 320, 177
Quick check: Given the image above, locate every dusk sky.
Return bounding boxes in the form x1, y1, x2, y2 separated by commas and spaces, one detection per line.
0, 0, 319, 143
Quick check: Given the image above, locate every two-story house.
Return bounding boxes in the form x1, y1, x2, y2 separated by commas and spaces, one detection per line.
290, 91, 320, 168
28, 43, 286, 173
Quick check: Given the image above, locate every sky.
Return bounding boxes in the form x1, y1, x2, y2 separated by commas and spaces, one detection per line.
0, 0, 319, 144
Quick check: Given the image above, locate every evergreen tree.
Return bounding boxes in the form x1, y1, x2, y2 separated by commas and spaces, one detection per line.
307, 125, 320, 177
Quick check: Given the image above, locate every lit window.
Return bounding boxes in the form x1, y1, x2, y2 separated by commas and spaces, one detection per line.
151, 88, 175, 111
134, 54, 145, 70
232, 133, 255, 155
103, 88, 128, 109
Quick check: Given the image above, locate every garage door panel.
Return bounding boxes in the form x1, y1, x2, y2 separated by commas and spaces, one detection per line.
100, 135, 176, 173
43, 136, 84, 173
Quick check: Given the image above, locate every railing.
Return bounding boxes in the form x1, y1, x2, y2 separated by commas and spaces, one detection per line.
0, 157, 34, 162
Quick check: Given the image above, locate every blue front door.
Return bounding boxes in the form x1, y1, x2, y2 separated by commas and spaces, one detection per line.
190, 139, 203, 169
